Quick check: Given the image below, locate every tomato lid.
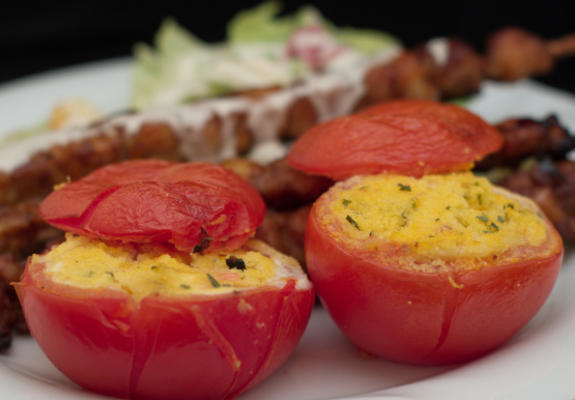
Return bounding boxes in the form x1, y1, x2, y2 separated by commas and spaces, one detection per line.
287, 100, 503, 180
39, 160, 266, 253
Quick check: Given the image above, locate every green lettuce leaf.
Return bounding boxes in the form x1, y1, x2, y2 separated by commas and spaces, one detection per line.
132, 18, 210, 109
227, 1, 294, 44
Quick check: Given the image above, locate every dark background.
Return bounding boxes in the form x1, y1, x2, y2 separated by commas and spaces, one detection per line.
1, 1, 575, 93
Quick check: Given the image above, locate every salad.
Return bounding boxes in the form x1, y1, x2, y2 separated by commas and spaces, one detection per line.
132, 2, 399, 109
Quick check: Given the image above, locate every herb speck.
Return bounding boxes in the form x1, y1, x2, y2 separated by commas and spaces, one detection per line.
346, 215, 361, 230
476, 214, 489, 223
207, 273, 221, 288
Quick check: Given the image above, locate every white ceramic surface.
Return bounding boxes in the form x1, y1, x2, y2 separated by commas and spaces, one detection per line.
1, 60, 575, 400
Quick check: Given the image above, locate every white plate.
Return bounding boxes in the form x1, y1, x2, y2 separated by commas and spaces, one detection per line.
1, 60, 575, 400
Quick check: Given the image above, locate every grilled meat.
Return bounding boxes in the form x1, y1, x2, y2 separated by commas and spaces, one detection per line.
477, 115, 575, 170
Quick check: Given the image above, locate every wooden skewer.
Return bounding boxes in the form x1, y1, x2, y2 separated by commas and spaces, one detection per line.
547, 33, 575, 59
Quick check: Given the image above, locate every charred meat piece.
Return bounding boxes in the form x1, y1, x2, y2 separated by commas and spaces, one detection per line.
357, 52, 440, 110
0, 198, 62, 258
502, 159, 575, 240
256, 205, 311, 267
222, 157, 332, 211
252, 158, 332, 211
415, 38, 485, 99
477, 115, 575, 170
485, 27, 554, 81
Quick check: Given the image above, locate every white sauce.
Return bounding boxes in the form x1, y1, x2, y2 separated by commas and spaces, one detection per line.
426, 37, 450, 67
0, 45, 402, 172
248, 141, 289, 165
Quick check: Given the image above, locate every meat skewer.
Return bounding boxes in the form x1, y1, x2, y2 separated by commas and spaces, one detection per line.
2, 28, 574, 207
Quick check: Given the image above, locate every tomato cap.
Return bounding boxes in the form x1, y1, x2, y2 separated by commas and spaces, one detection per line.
39, 160, 266, 253
287, 100, 503, 180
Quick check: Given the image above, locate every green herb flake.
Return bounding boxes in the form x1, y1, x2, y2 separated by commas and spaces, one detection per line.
105, 271, 115, 279
206, 273, 221, 288
346, 215, 361, 230
490, 222, 499, 231
180, 284, 191, 290
401, 210, 407, 219
342, 199, 352, 207
398, 183, 411, 192
504, 203, 515, 210
446, 205, 451, 210
477, 193, 483, 206
497, 215, 505, 223
476, 214, 489, 223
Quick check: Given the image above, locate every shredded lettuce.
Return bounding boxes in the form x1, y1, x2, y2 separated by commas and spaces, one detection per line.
228, 2, 294, 44
132, 18, 214, 109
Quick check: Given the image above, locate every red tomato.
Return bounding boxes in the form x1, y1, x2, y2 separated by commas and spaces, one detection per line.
305, 183, 563, 365
16, 240, 314, 400
39, 160, 266, 253
287, 100, 503, 180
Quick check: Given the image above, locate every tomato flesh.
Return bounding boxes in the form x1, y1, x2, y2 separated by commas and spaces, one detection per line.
16, 245, 314, 400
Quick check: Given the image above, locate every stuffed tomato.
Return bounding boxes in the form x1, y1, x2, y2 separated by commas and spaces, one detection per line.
305, 172, 562, 365
288, 100, 563, 365
16, 160, 314, 400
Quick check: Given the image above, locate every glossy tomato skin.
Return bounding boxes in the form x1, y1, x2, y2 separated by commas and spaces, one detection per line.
305, 199, 563, 365
16, 254, 314, 400
287, 100, 503, 181
39, 160, 266, 253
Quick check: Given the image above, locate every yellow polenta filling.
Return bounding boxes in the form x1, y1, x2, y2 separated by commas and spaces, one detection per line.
327, 172, 548, 259
37, 234, 278, 300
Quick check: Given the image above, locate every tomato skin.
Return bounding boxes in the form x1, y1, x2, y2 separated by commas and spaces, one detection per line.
287, 100, 503, 180
305, 198, 563, 365
16, 248, 314, 400
39, 160, 266, 253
